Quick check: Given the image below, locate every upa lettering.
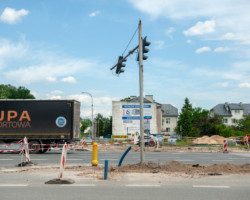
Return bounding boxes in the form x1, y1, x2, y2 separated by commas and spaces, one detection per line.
0, 110, 31, 121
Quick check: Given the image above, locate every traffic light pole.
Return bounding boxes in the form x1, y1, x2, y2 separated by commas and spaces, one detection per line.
138, 20, 145, 163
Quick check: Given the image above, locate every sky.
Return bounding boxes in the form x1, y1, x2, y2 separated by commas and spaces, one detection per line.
1, 0, 250, 118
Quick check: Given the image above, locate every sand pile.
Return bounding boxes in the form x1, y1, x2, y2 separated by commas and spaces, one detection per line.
193, 135, 226, 144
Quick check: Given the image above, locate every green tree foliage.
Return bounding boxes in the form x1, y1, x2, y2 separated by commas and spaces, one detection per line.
95, 114, 112, 137
0, 84, 35, 99
176, 97, 217, 137
80, 118, 92, 137
120, 97, 132, 102
176, 98, 193, 137
177, 98, 250, 138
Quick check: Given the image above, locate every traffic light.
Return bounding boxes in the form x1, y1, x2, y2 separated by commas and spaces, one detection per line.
137, 36, 151, 61
142, 36, 151, 60
115, 56, 127, 74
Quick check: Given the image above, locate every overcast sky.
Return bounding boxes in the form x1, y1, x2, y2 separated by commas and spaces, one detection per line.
1, 0, 250, 118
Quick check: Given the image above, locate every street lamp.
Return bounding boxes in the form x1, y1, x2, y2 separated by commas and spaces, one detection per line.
82, 92, 94, 141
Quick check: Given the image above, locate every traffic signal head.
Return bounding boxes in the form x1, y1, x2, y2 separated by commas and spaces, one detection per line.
115, 56, 127, 74
142, 36, 151, 60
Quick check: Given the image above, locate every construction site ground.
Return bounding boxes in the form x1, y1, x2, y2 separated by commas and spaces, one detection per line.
1, 144, 250, 182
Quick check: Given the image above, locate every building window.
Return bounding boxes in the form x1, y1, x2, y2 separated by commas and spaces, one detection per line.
235, 110, 240, 114
166, 128, 171, 132
231, 119, 236, 124
223, 118, 228, 124
166, 118, 171, 124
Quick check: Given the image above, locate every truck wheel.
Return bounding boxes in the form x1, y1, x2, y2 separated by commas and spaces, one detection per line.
149, 140, 155, 147
29, 141, 40, 154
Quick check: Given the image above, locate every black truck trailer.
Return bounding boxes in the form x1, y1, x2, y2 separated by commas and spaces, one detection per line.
0, 99, 80, 153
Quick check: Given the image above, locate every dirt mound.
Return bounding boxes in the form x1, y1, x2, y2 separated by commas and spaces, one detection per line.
109, 161, 250, 175
73, 161, 250, 179
193, 135, 226, 144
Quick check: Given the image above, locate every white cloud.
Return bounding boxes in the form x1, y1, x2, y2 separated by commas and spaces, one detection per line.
46, 77, 57, 82
127, 0, 250, 43
165, 27, 175, 39
68, 94, 120, 118
0, 7, 29, 24
0, 39, 27, 64
61, 76, 77, 83
153, 40, 165, 50
238, 82, 250, 88
195, 46, 211, 54
183, 20, 215, 36
4, 59, 89, 84
89, 11, 100, 17
186, 40, 192, 44
214, 47, 231, 52
220, 32, 235, 40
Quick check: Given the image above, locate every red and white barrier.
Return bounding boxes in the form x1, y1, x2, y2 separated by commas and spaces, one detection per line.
23, 137, 30, 161
59, 143, 68, 179
223, 139, 228, 153
0, 149, 20, 153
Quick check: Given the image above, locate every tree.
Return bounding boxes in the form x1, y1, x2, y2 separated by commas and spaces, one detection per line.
234, 113, 250, 134
176, 97, 193, 137
94, 114, 112, 137
120, 97, 132, 102
80, 118, 92, 137
0, 84, 35, 99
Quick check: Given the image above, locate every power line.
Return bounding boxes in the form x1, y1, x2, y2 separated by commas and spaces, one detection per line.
122, 27, 138, 56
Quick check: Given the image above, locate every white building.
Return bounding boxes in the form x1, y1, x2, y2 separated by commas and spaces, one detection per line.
161, 104, 178, 135
112, 95, 178, 137
210, 102, 250, 126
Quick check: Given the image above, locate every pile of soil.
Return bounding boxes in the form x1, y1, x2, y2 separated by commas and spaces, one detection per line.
192, 135, 226, 145
111, 161, 250, 174
73, 161, 250, 179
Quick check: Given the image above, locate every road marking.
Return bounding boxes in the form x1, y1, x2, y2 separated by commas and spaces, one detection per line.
100, 159, 118, 161
175, 159, 194, 162
31, 159, 48, 161
0, 159, 13, 160
67, 159, 83, 161
212, 160, 233, 162
0, 184, 28, 187
126, 185, 161, 187
61, 184, 95, 187
193, 185, 230, 188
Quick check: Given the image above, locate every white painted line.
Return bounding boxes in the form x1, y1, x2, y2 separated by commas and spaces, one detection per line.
175, 159, 194, 162
31, 159, 48, 161
212, 160, 233, 162
0, 184, 28, 187
126, 185, 161, 187
67, 159, 83, 161
100, 159, 118, 161
61, 184, 95, 187
0, 159, 13, 160
193, 185, 230, 188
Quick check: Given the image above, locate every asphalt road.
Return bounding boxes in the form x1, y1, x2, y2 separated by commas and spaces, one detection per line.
1, 150, 250, 200
0, 149, 250, 168
0, 172, 250, 200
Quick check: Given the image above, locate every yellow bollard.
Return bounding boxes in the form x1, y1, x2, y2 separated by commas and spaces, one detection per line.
92, 142, 98, 166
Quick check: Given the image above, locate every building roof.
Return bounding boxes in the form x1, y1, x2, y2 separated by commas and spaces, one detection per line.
211, 103, 250, 116
161, 104, 178, 117
129, 97, 153, 103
